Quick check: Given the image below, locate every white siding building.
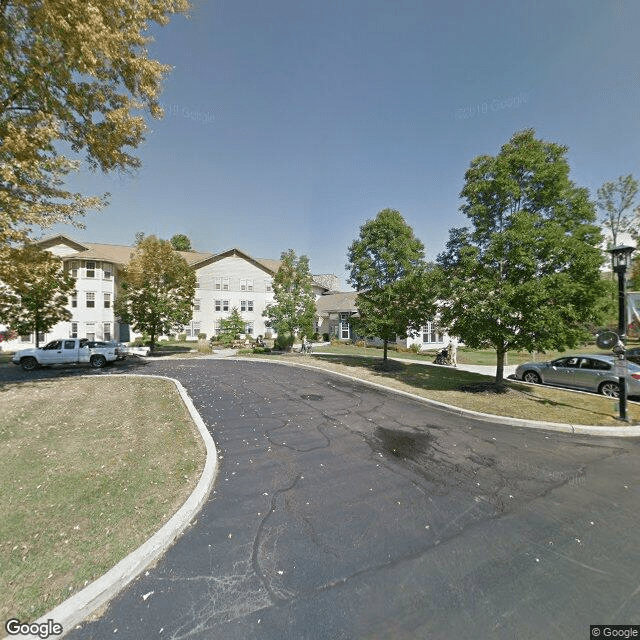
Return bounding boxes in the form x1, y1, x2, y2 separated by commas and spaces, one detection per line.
0, 236, 332, 350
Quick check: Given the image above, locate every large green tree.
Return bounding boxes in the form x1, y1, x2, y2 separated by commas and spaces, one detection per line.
263, 249, 316, 346
436, 129, 607, 386
115, 235, 196, 350
0, 244, 75, 347
0, 0, 188, 247
346, 209, 435, 362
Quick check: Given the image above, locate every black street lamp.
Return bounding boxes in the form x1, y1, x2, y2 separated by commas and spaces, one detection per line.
608, 244, 635, 421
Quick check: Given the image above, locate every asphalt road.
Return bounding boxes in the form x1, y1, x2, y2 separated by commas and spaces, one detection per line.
6, 358, 640, 639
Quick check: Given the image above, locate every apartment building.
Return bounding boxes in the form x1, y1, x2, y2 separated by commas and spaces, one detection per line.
0, 235, 330, 350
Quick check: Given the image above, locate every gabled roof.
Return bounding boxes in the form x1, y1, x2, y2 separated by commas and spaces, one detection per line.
190, 247, 282, 275
36, 234, 90, 252
315, 291, 358, 316
36, 236, 214, 266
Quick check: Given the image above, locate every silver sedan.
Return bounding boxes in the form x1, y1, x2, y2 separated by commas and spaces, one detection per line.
514, 354, 640, 398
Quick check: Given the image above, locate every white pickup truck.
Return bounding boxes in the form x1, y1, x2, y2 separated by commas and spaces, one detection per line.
12, 338, 122, 371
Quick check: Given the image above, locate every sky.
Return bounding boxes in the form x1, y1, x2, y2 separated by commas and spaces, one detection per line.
54, 0, 640, 289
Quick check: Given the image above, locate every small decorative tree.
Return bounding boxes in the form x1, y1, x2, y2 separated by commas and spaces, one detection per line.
217, 308, 246, 345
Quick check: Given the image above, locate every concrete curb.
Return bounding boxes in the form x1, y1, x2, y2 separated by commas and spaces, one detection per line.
19, 375, 218, 640
234, 357, 640, 437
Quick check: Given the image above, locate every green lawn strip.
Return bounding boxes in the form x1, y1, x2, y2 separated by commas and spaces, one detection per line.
243, 352, 640, 426
314, 343, 607, 366
0, 376, 206, 622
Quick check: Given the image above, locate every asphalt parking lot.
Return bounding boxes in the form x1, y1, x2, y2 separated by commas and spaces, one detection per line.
5, 358, 640, 639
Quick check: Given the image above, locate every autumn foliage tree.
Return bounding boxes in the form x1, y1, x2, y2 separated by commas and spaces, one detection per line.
0, 0, 188, 247
114, 235, 196, 350
0, 244, 75, 347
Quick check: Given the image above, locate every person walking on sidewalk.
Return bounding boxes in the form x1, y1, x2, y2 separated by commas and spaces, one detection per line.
447, 339, 457, 367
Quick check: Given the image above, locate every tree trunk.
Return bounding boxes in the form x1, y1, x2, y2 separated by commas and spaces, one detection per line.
383, 338, 388, 361
495, 348, 506, 388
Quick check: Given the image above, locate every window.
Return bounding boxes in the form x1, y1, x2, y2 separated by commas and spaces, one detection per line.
214, 277, 221, 290
240, 279, 254, 291
103, 323, 111, 341
223, 300, 229, 312
103, 263, 112, 280
103, 293, 111, 308
64, 340, 76, 349
240, 300, 254, 312
184, 321, 200, 338
222, 277, 229, 291
70, 292, 78, 308
85, 323, 95, 340
70, 261, 79, 278
85, 261, 96, 278
245, 322, 254, 335
421, 322, 440, 344
70, 322, 78, 339
215, 300, 221, 311
20, 334, 31, 343
86, 292, 95, 308
266, 280, 272, 292
37, 331, 45, 343
194, 298, 201, 312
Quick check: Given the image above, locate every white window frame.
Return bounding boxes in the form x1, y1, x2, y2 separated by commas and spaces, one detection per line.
70, 292, 78, 308
70, 322, 78, 338
103, 322, 111, 341
194, 298, 201, 312
85, 261, 96, 278
86, 292, 96, 308
102, 263, 112, 280
103, 292, 111, 309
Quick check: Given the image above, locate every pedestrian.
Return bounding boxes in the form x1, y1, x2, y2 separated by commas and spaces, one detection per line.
301, 335, 308, 354
448, 339, 457, 367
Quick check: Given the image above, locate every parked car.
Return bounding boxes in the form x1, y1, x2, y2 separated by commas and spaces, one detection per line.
514, 354, 640, 398
84, 340, 127, 360
11, 338, 121, 371
625, 347, 640, 366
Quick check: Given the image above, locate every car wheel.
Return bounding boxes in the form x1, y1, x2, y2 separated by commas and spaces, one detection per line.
522, 370, 542, 384
599, 381, 620, 398
20, 356, 38, 371
90, 354, 107, 368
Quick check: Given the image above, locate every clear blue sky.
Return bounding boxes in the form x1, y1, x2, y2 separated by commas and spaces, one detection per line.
57, 0, 640, 288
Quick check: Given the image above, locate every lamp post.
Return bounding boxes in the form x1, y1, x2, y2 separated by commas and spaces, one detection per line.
608, 244, 635, 421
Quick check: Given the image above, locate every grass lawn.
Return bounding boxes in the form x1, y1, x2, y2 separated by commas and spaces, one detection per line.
313, 342, 608, 366
0, 376, 206, 622
243, 352, 640, 426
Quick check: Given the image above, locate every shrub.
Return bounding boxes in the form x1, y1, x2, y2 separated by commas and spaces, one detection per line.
178, 333, 187, 342
198, 333, 207, 340
252, 347, 272, 354
274, 332, 294, 351
312, 332, 320, 341
409, 343, 421, 353
322, 333, 330, 342
355, 340, 365, 348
